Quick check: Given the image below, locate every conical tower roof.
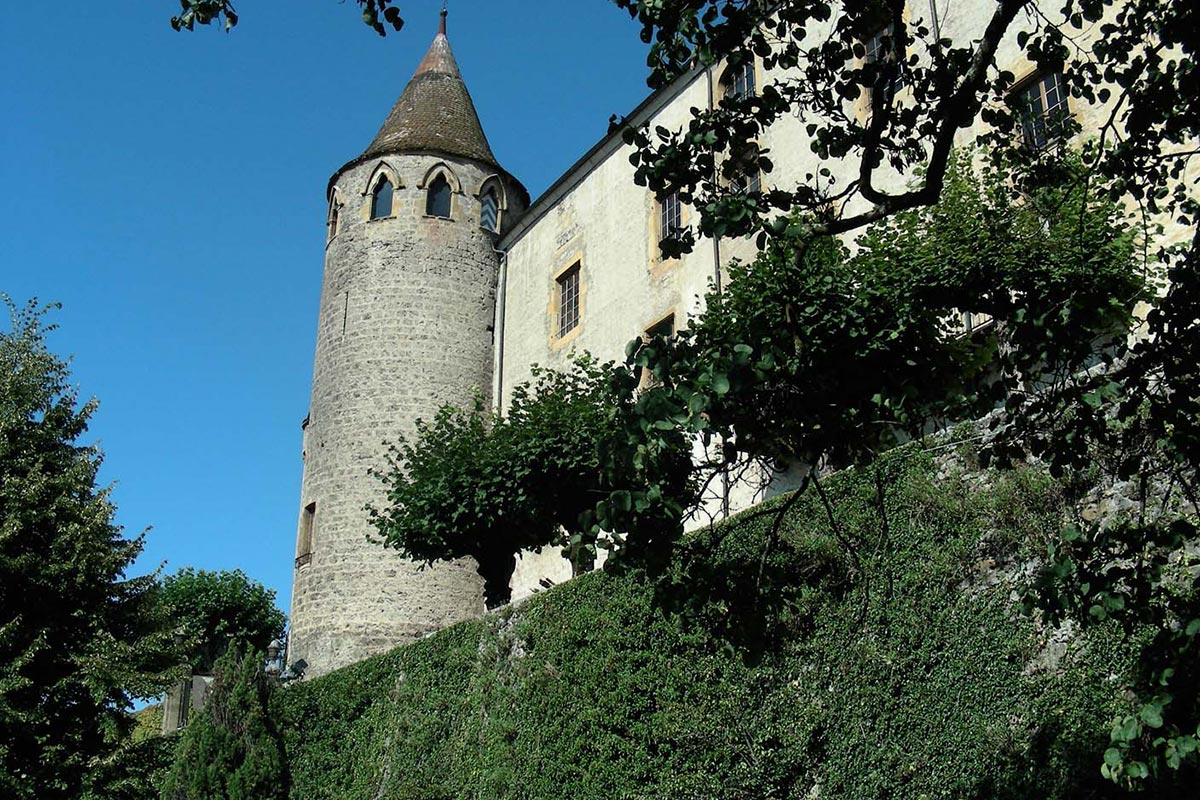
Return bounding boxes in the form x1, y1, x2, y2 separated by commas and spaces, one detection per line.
359, 10, 499, 167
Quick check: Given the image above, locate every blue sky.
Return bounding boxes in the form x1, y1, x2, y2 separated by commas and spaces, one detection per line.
0, 1, 650, 617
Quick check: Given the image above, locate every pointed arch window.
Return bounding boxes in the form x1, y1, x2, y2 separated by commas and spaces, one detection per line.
426, 174, 452, 219
327, 198, 341, 241
370, 178, 394, 220
480, 187, 500, 233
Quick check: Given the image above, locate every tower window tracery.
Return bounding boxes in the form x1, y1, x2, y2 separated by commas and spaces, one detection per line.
480, 187, 500, 233
426, 174, 452, 218
370, 178, 394, 220
327, 198, 341, 241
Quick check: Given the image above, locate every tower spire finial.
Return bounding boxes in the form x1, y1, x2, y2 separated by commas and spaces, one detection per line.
439, 4, 447, 36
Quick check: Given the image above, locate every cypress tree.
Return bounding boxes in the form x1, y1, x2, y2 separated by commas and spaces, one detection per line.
160, 646, 288, 800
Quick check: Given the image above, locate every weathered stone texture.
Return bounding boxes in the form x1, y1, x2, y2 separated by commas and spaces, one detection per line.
289, 153, 525, 677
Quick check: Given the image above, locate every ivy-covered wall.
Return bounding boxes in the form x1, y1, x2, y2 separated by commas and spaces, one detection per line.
272, 449, 1194, 799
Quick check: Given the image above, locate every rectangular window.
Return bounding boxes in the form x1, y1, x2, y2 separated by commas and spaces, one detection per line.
865, 26, 906, 101
640, 314, 677, 388
1018, 72, 1070, 150
729, 142, 762, 195
646, 313, 676, 341
659, 190, 682, 242
725, 61, 756, 100
557, 263, 581, 338
731, 169, 762, 195
296, 502, 316, 568
729, 163, 758, 193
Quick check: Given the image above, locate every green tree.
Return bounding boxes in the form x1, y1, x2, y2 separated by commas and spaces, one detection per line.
160, 645, 288, 800
174, 0, 1200, 783
0, 298, 177, 800
610, 0, 1198, 784
368, 359, 673, 607
158, 568, 286, 674
168, 0, 405, 36
641, 151, 1144, 471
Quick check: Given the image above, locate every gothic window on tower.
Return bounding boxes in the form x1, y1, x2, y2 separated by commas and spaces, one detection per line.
370, 178, 394, 220
480, 187, 500, 233
1016, 72, 1070, 150
296, 502, 316, 568
722, 59, 756, 101
327, 199, 341, 241
556, 262, 581, 338
426, 173, 453, 218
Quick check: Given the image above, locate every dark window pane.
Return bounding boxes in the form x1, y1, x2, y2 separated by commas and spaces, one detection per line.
1019, 72, 1069, 149
427, 174, 452, 218
725, 61, 756, 100
660, 190, 682, 242
557, 264, 580, 337
865, 26, 906, 101
370, 179, 393, 219
646, 314, 675, 340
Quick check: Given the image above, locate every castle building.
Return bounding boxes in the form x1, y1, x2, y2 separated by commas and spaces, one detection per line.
289, 6, 1189, 677
288, 10, 528, 675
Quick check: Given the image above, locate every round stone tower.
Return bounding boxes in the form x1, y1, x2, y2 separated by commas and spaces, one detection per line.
288, 10, 528, 678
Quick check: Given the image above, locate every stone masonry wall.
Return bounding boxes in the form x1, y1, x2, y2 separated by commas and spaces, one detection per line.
289, 152, 525, 678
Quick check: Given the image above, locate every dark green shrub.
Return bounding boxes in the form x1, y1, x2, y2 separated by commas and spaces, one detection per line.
161, 647, 287, 800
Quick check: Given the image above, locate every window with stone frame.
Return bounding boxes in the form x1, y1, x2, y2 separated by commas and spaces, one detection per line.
426, 173, 453, 218
729, 142, 762, 195
296, 502, 316, 568
659, 189, 683, 244
556, 262, 581, 338
864, 25, 907, 103
327, 199, 341, 241
1016, 72, 1070, 150
480, 186, 500, 233
723, 59, 756, 101
370, 178, 394, 220
639, 313, 677, 388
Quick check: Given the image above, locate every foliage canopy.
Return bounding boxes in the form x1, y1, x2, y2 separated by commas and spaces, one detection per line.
276, 450, 1199, 799
158, 567, 286, 674
369, 360, 648, 606
0, 299, 176, 800
161, 645, 289, 800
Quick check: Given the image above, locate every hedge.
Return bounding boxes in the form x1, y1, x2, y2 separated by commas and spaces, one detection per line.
271, 448, 1195, 799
